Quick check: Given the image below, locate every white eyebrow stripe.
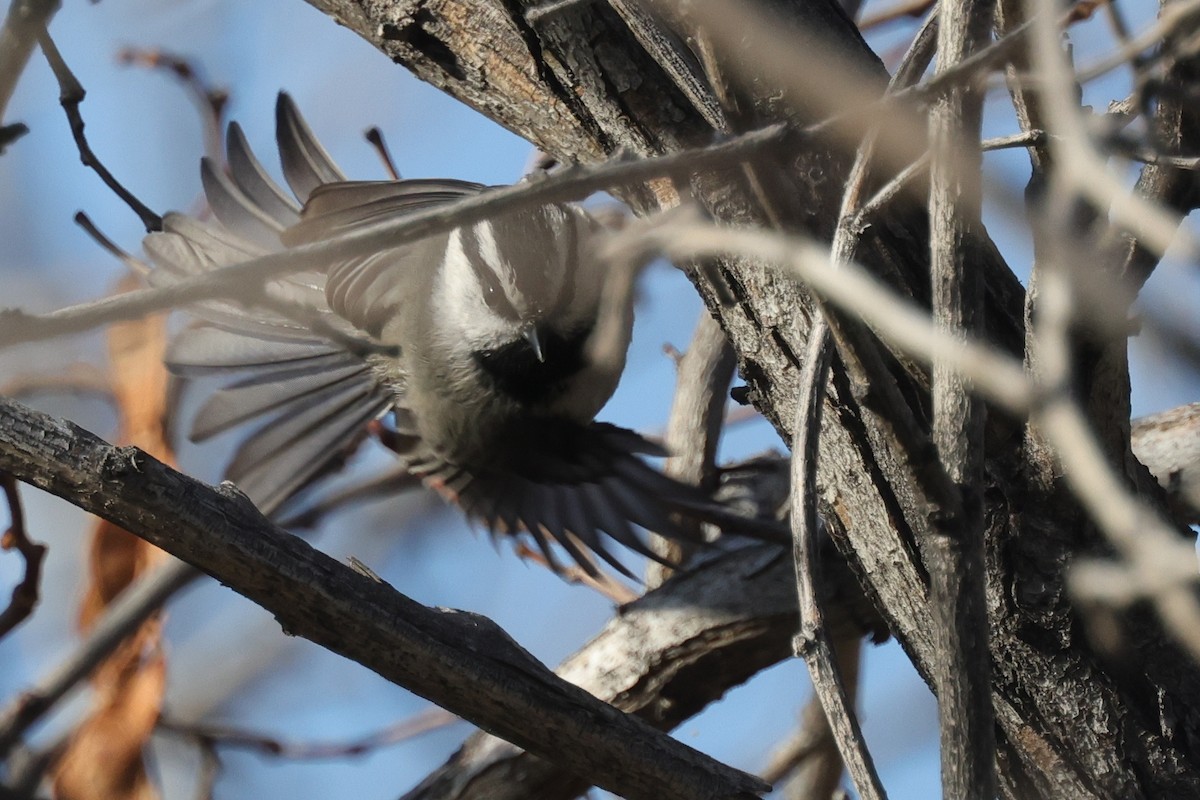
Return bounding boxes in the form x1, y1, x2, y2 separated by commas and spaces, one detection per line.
473, 221, 516, 293
440, 227, 475, 303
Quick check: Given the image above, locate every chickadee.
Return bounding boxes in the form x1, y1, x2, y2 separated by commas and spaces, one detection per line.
144, 94, 739, 575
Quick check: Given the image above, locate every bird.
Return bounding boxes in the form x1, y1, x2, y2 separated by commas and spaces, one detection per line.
142, 93, 752, 577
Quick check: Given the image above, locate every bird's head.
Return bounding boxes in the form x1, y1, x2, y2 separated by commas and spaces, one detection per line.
434, 203, 604, 365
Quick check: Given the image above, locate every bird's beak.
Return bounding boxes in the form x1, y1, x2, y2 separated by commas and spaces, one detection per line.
522, 325, 546, 363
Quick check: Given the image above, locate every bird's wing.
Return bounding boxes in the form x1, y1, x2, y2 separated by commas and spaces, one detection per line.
404, 419, 756, 578
150, 94, 489, 513
283, 179, 486, 246
142, 94, 407, 515
147, 210, 395, 514
279, 178, 485, 339
275, 92, 347, 203
169, 324, 393, 513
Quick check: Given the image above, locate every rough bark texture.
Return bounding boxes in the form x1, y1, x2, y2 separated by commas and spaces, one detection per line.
0, 399, 768, 800
404, 538, 880, 800
926, 0, 996, 795
296, 1, 1200, 796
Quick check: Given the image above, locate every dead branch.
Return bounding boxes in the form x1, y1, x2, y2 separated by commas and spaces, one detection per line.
403, 538, 882, 800
36, 28, 161, 232
0, 473, 45, 639
159, 708, 458, 760
1132, 402, 1200, 524
925, 0, 997, 794
0, 0, 59, 153
649, 312, 736, 586
0, 397, 767, 800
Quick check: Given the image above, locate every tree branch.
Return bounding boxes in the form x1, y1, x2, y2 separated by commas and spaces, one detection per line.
650, 312, 737, 585
0, 473, 45, 639
0, 0, 58, 153
0, 398, 767, 800
790, 321, 885, 800
404, 535, 882, 800
926, 0, 997, 795
0, 123, 790, 350
0, 558, 196, 755
1132, 402, 1200, 524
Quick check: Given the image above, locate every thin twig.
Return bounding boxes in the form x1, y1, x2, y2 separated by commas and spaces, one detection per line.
925, 0, 997, 792
0, 122, 792, 350
159, 708, 458, 760
1074, 0, 1200, 83
626, 211, 1200, 659
0, 363, 113, 407
0, 0, 59, 153
364, 127, 402, 180
615, 216, 1035, 416
853, 154, 930, 219
772, 24, 938, 795
0, 473, 45, 639
649, 313, 736, 587
790, 320, 885, 800
116, 47, 228, 163
1022, 0, 1200, 657
0, 0, 1160, 355
982, 129, 1049, 149
0, 558, 198, 758
1024, 0, 1193, 260
36, 28, 162, 232
997, 0, 1055, 174
764, 636, 864, 798
73, 211, 151, 276
1033, 265, 1200, 656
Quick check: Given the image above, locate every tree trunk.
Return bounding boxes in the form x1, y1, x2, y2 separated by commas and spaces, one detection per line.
302, 0, 1200, 796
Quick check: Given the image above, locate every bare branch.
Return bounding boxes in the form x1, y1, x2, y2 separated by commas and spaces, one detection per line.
403, 537, 881, 800
790, 321, 885, 800
0, 123, 791, 350
763, 635, 863, 799
159, 708, 458, 760
612, 215, 1035, 416
0, 473, 45, 639
364, 126, 402, 180
116, 47, 228, 163
925, 0, 997, 793
1074, 0, 1200, 83
0, 398, 768, 800
649, 312, 736, 586
36, 28, 162, 232
1132, 402, 1200, 524
1032, 266, 1200, 653
0, 559, 197, 757
0, 0, 59, 153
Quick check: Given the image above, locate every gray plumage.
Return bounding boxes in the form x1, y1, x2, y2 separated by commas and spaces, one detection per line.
146, 93, 732, 576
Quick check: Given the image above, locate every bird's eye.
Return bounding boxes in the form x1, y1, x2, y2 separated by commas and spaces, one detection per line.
476, 267, 507, 312
463, 224, 519, 318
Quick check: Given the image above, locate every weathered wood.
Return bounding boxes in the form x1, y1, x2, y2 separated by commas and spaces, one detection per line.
292, 2, 1200, 797
0, 399, 767, 800
926, 0, 996, 795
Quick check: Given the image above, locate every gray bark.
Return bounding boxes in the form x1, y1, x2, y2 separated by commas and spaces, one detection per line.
296, 1, 1200, 796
